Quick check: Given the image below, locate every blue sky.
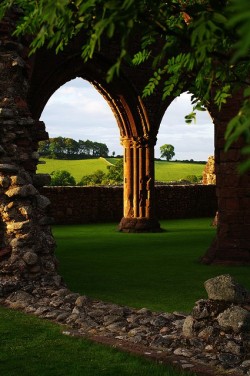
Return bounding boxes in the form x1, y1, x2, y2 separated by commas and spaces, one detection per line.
41, 78, 214, 161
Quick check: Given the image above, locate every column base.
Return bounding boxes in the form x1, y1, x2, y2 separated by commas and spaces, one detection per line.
201, 237, 250, 265
118, 217, 162, 233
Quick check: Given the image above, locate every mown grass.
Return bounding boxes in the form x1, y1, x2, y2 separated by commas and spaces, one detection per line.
37, 158, 205, 184
155, 161, 205, 182
0, 305, 189, 376
53, 218, 250, 313
3, 218, 248, 376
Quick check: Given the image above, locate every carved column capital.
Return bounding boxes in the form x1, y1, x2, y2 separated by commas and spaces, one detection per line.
120, 137, 133, 149
120, 135, 157, 149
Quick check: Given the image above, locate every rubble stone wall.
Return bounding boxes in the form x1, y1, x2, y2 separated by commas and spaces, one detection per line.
203, 156, 216, 185
0, 10, 61, 294
40, 185, 217, 224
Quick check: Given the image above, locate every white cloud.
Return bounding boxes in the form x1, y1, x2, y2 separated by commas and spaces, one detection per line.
41, 78, 214, 160
157, 93, 214, 160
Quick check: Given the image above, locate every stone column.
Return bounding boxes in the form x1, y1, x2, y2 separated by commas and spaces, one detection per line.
119, 136, 161, 232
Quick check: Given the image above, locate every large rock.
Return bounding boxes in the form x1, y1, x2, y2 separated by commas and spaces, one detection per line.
5, 184, 38, 198
182, 315, 196, 338
204, 274, 250, 303
217, 306, 250, 333
22, 250, 38, 265
5, 290, 34, 309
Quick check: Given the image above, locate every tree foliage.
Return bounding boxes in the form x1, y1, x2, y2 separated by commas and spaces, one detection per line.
39, 137, 109, 159
79, 169, 106, 186
160, 144, 175, 161
50, 170, 76, 186
1, 0, 250, 170
79, 158, 123, 185
106, 158, 123, 183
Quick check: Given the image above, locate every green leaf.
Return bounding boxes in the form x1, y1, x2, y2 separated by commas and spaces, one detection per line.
122, 0, 134, 10
212, 12, 227, 25
107, 22, 115, 38
185, 112, 197, 124
132, 49, 151, 65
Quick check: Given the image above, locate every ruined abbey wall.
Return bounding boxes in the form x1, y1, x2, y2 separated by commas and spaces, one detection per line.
0, 10, 61, 294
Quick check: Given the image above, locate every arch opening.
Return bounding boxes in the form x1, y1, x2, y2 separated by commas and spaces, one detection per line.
157, 92, 214, 161
39, 77, 123, 170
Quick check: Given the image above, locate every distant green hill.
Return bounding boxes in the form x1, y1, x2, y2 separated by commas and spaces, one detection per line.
37, 157, 205, 184
155, 160, 205, 182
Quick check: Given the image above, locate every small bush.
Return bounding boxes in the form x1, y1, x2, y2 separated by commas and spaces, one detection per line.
185, 175, 202, 183
79, 170, 107, 186
50, 170, 76, 186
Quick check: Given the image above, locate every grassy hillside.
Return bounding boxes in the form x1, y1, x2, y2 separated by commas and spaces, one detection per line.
37, 157, 110, 183
155, 160, 205, 182
37, 157, 206, 183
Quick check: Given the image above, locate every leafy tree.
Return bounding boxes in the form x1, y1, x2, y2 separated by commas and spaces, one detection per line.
92, 142, 109, 157
49, 137, 65, 159
160, 144, 175, 161
64, 137, 78, 156
79, 169, 106, 186
38, 137, 109, 159
38, 140, 50, 156
1, 0, 250, 170
50, 170, 76, 186
106, 158, 123, 183
78, 158, 123, 185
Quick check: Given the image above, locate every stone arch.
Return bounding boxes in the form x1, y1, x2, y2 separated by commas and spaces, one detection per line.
27, 47, 162, 233
28, 52, 151, 140
1, 8, 250, 299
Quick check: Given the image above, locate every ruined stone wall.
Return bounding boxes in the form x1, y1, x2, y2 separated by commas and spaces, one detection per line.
40, 185, 217, 224
202, 156, 216, 185
0, 10, 60, 294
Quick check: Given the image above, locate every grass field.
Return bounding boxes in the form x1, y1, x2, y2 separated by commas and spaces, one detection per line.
2, 218, 249, 376
37, 157, 111, 183
155, 161, 205, 182
53, 218, 250, 313
0, 305, 188, 376
37, 158, 205, 183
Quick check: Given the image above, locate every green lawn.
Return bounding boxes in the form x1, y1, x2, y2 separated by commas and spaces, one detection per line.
3, 218, 248, 376
53, 218, 250, 313
0, 305, 188, 376
37, 158, 205, 184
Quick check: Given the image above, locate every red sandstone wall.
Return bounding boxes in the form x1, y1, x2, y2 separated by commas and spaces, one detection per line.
40, 185, 217, 224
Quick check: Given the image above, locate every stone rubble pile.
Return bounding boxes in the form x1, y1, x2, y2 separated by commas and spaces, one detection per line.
1, 274, 250, 375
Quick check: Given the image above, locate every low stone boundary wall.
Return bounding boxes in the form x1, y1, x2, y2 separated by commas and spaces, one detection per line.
156, 185, 216, 220
40, 185, 217, 225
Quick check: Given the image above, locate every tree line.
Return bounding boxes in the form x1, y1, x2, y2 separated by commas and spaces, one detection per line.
38, 137, 109, 159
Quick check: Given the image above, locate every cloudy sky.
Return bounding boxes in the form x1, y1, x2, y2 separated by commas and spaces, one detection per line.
41, 77, 214, 161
